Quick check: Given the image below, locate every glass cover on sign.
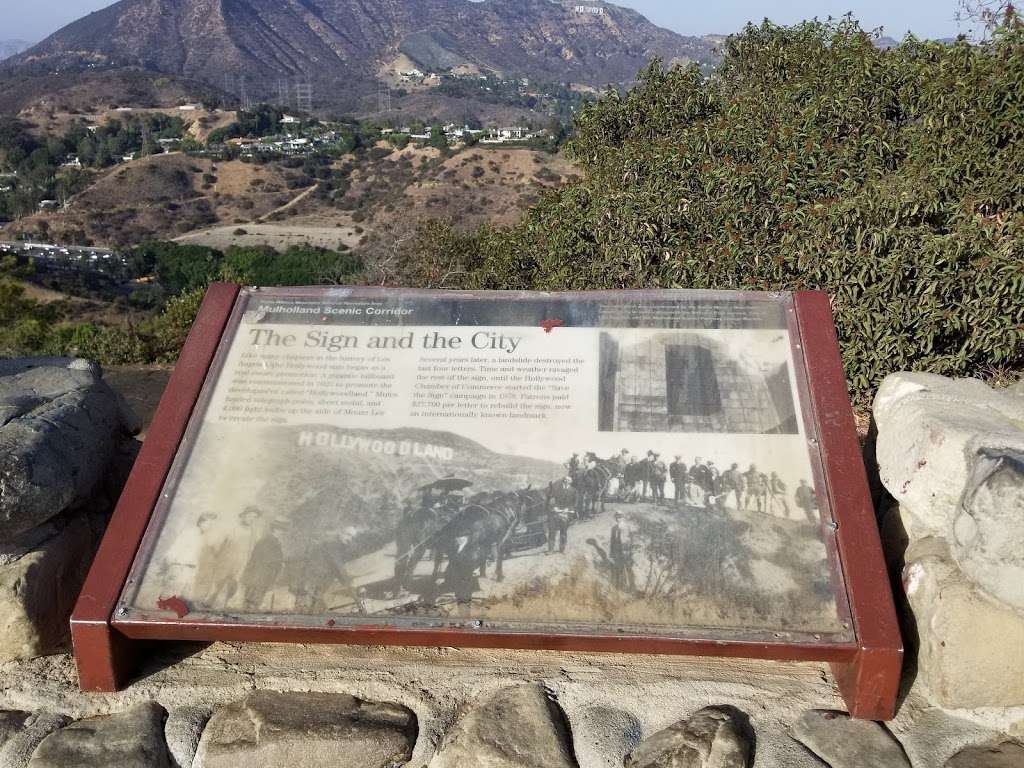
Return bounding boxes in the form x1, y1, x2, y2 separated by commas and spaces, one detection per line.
119, 288, 852, 643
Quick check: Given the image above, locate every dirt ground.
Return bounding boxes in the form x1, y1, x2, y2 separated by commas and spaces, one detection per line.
174, 222, 363, 252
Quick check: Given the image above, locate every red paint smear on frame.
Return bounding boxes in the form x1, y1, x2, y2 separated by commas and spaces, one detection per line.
157, 596, 190, 619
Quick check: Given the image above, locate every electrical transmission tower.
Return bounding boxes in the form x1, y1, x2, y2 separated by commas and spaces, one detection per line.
238, 75, 252, 111
377, 84, 392, 114
295, 79, 313, 112
277, 78, 292, 108
223, 73, 236, 106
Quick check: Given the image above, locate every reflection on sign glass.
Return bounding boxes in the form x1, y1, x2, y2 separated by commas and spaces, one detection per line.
120, 288, 851, 642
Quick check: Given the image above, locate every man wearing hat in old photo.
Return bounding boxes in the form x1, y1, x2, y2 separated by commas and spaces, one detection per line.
669, 455, 687, 508
649, 451, 667, 504
241, 515, 287, 611
609, 511, 635, 592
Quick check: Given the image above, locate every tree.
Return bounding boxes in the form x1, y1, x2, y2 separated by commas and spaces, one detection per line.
957, 1, 1021, 37
428, 126, 449, 152
94, 143, 113, 168
221, 244, 362, 285
139, 242, 224, 294
77, 136, 97, 166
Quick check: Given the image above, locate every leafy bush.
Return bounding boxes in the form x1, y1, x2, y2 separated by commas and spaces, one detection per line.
403, 18, 1024, 400
147, 288, 207, 363
221, 244, 363, 286
134, 242, 224, 294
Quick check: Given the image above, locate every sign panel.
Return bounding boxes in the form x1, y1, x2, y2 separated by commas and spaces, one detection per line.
117, 288, 852, 644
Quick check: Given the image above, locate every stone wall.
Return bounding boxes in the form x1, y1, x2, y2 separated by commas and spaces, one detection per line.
1, 362, 1023, 767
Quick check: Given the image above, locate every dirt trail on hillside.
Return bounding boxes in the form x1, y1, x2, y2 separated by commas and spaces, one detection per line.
257, 183, 319, 222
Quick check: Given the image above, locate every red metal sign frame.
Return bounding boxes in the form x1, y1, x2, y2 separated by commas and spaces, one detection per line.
70, 285, 902, 719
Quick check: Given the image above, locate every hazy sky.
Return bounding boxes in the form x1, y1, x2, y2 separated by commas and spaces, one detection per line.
1, 0, 970, 44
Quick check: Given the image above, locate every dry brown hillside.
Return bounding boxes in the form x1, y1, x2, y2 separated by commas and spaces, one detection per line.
177, 145, 578, 256
0, 67, 223, 123
294, 146, 578, 228
2, 154, 297, 247
5, 143, 580, 252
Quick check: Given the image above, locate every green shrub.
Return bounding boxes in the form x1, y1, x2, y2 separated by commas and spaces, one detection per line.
147, 288, 206, 363
133, 242, 224, 295
62, 323, 149, 365
404, 18, 1024, 401
221, 244, 363, 286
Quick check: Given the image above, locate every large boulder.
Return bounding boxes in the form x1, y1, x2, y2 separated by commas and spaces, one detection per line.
0, 358, 139, 540
873, 372, 1024, 554
0, 513, 98, 663
902, 538, 1024, 709
194, 691, 416, 768
27, 703, 168, 768
625, 706, 751, 768
874, 373, 1024, 710
430, 684, 578, 768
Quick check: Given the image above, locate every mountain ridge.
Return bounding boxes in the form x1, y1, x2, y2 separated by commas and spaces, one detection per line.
9, 0, 719, 110
0, 40, 33, 62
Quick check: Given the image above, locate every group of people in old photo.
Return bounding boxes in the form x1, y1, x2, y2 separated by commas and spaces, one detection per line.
564, 449, 818, 522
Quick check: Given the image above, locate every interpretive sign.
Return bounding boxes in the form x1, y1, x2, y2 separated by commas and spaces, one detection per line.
71, 285, 902, 720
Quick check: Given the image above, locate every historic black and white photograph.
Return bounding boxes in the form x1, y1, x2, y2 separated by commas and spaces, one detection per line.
129, 420, 845, 639
598, 329, 800, 434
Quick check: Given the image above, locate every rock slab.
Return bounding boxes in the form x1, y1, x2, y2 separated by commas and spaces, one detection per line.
430, 683, 578, 768
0, 712, 70, 768
903, 539, 1024, 708
27, 703, 168, 768
791, 710, 909, 768
195, 691, 416, 768
0, 358, 138, 540
945, 738, 1024, 768
626, 706, 751, 768
164, 707, 211, 768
